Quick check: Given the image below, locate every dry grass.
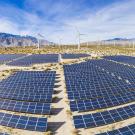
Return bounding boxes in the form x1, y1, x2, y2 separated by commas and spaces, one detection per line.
0, 45, 134, 56
45, 131, 53, 135
71, 129, 79, 135
0, 69, 17, 80
66, 110, 72, 116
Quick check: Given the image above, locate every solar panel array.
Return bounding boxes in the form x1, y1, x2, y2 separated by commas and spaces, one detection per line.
87, 59, 135, 84
0, 112, 47, 132
0, 71, 55, 102
104, 55, 135, 66
73, 104, 135, 129
7, 54, 58, 66
0, 54, 26, 64
64, 61, 135, 112
97, 123, 135, 135
0, 71, 56, 132
62, 53, 90, 59
64, 59, 135, 131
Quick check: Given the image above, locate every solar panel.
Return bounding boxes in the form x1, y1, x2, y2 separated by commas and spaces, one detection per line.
0, 71, 55, 102
104, 55, 135, 66
62, 54, 90, 59
70, 92, 135, 112
67, 84, 135, 100
0, 92, 52, 102
96, 123, 135, 135
0, 54, 26, 64
0, 99, 51, 114
87, 59, 135, 83
0, 112, 47, 132
73, 104, 135, 129
7, 54, 58, 66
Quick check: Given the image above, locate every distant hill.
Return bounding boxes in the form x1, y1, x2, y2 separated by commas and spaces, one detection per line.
0, 33, 51, 47
105, 38, 135, 41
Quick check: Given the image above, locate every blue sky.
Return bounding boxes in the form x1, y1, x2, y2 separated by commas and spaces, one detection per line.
0, 0, 135, 44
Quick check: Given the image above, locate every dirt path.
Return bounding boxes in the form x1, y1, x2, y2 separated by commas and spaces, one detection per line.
48, 64, 74, 135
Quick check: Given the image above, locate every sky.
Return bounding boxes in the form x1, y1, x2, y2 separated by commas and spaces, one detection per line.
0, 0, 135, 44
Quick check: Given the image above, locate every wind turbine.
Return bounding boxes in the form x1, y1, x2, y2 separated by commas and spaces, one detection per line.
66, 24, 84, 50
37, 33, 45, 50
74, 26, 85, 50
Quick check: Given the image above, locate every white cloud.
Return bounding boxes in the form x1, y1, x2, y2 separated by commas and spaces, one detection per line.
0, 0, 135, 44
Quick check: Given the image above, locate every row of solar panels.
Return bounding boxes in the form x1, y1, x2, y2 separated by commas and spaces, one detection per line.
7, 54, 58, 66
64, 59, 135, 134
104, 55, 135, 66
97, 123, 135, 135
0, 71, 56, 133
73, 104, 135, 129
0, 54, 26, 64
0, 112, 47, 132
0, 54, 90, 66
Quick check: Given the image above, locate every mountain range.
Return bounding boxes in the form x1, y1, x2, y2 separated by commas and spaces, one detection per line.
0, 33, 51, 47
